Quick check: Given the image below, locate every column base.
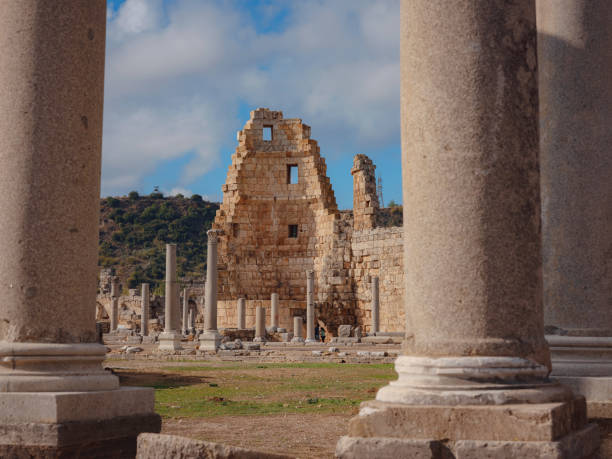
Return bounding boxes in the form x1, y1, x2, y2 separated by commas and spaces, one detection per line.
337, 398, 599, 458
0, 387, 161, 458
305, 338, 318, 344
253, 337, 266, 343
291, 337, 305, 343
198, 330, 221, 351
158, 331, 182, 351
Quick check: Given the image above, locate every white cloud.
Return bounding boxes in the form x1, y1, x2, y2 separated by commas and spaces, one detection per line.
102, 0, 400, 196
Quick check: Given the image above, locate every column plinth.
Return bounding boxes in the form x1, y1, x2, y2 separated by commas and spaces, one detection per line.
0, 1, 160, 455
337, 0, 599, 456
538, 0, 612, 424
200, 230, 221, 350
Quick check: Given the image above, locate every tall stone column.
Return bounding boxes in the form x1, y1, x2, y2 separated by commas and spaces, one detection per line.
181, 288, 189, 335
0, 1, 160, 455
254, 306, 266, 342
291, 317, 304, 343
371, 276, 379, 334
110, 276, 119, 332
200, 230, 221, 350
538, 0, 612, 421
270, 293, 279, 331
188, 307, 195, 334
305, 271, 316, 343
141, 283, 150, 336
237, 298, 246, 329
158, 244, 181, 350
337, 1, 598, 456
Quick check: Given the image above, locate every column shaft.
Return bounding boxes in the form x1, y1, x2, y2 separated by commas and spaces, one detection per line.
141, 283, 149, 336
371, 277, 379, 334
305, 271, 315, 342
164, 244, 178, 332
182, 289, 189, 335
237, 298, 246, 329
205, 231, 218, 331
254, 306, 265, 342
110, 277, 119, 332
292, 317, 304, 343
271, 293, 279, 329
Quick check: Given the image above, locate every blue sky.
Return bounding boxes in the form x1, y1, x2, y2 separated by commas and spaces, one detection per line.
103, 0, 401, 208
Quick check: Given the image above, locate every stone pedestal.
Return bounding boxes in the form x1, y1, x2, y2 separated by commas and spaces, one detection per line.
291, 317, 304, 343
538, 0, 612, 423
371, 276, 379, 334
336, 1, 598, 457
237, 298, 246, 329
158, 244, 182, 351
254, 306, 266, 342
305, 271, 316, 343
110, 277, 119, 332
270, 293, 279, 331
0, 2, 160, 456
200, 230, 221, 351
141, 283, 149, 336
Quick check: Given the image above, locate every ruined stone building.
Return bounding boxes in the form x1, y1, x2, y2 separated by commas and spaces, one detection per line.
212, 108, 404, 335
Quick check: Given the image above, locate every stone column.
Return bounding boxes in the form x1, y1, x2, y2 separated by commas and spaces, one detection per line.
110, 276, 119, 332
371, 276, 379, 334
337, 1, 598, 456
158, 244, 181, 350
0, 1, 160, 454
538, 0, 612, 421
291, 317, 304, 343
237, 298, 246, 329
305, 271, 316, 343
141, 283, 150, 337
200, 230, 221, 350
181, 288, 189, 335
254, 306, 266, 342
188, 307, 195, 334
270, 293, 279, 331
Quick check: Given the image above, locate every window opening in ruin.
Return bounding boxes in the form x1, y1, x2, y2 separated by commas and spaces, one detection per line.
263, 125, 273, 141
232, 223, 240, 237
287, 164, 298, 184
288, 224, 298, 238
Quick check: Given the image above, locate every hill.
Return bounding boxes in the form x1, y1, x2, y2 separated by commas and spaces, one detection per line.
98, 192, 219, 294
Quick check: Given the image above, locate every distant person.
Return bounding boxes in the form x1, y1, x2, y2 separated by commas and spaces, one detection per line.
320, 327, 326, 342
315, 324, 320, 341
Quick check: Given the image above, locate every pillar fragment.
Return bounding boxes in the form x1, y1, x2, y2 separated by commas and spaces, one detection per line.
291, 317, 304, 343
158, 244, 181, 351
336, 1, 598, 456
181, 288, 189, 335
538, 0, 612, 422
305, 271, 316, 343
199, 230, 221, 350
0, 1, 160, 454
141, 283, 149, 336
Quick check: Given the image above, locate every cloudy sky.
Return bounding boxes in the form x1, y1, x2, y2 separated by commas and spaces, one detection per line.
103, 0, 401, 208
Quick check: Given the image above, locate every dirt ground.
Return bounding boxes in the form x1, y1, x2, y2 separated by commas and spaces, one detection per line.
109, 360, 394, 458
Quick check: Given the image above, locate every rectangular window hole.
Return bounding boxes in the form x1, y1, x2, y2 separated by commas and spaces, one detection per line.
287, 164, 298, 184
263, 125, 273, 141
232, 223, 240, 238
288, 224, 298, 238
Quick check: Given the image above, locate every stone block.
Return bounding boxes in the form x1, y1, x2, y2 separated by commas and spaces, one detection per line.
136, 433, 293, 459
338, 325, 352, 337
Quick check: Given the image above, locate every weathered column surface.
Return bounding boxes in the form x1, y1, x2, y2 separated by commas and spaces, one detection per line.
254, 306, 266, 342
181, 288, 189, 335
538, 0, 612, 419
237, 298, 246, 329
188, 307, 195, 333
371, 276, 379, 334
270, 293, 279, 330
337, 1, 598, 457
0, 1, 160, 455
110, 277, 119, 332
200, 230, 221, 350
305, 271, 316, 343
291, 317, 304, 343
158, 244, 181, 350
141, 283, 150, 336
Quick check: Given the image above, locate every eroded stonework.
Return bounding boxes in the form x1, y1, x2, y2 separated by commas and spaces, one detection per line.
213, 108, 404, 335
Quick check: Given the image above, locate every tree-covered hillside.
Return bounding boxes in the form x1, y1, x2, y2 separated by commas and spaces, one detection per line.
98, 192, 219, 294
